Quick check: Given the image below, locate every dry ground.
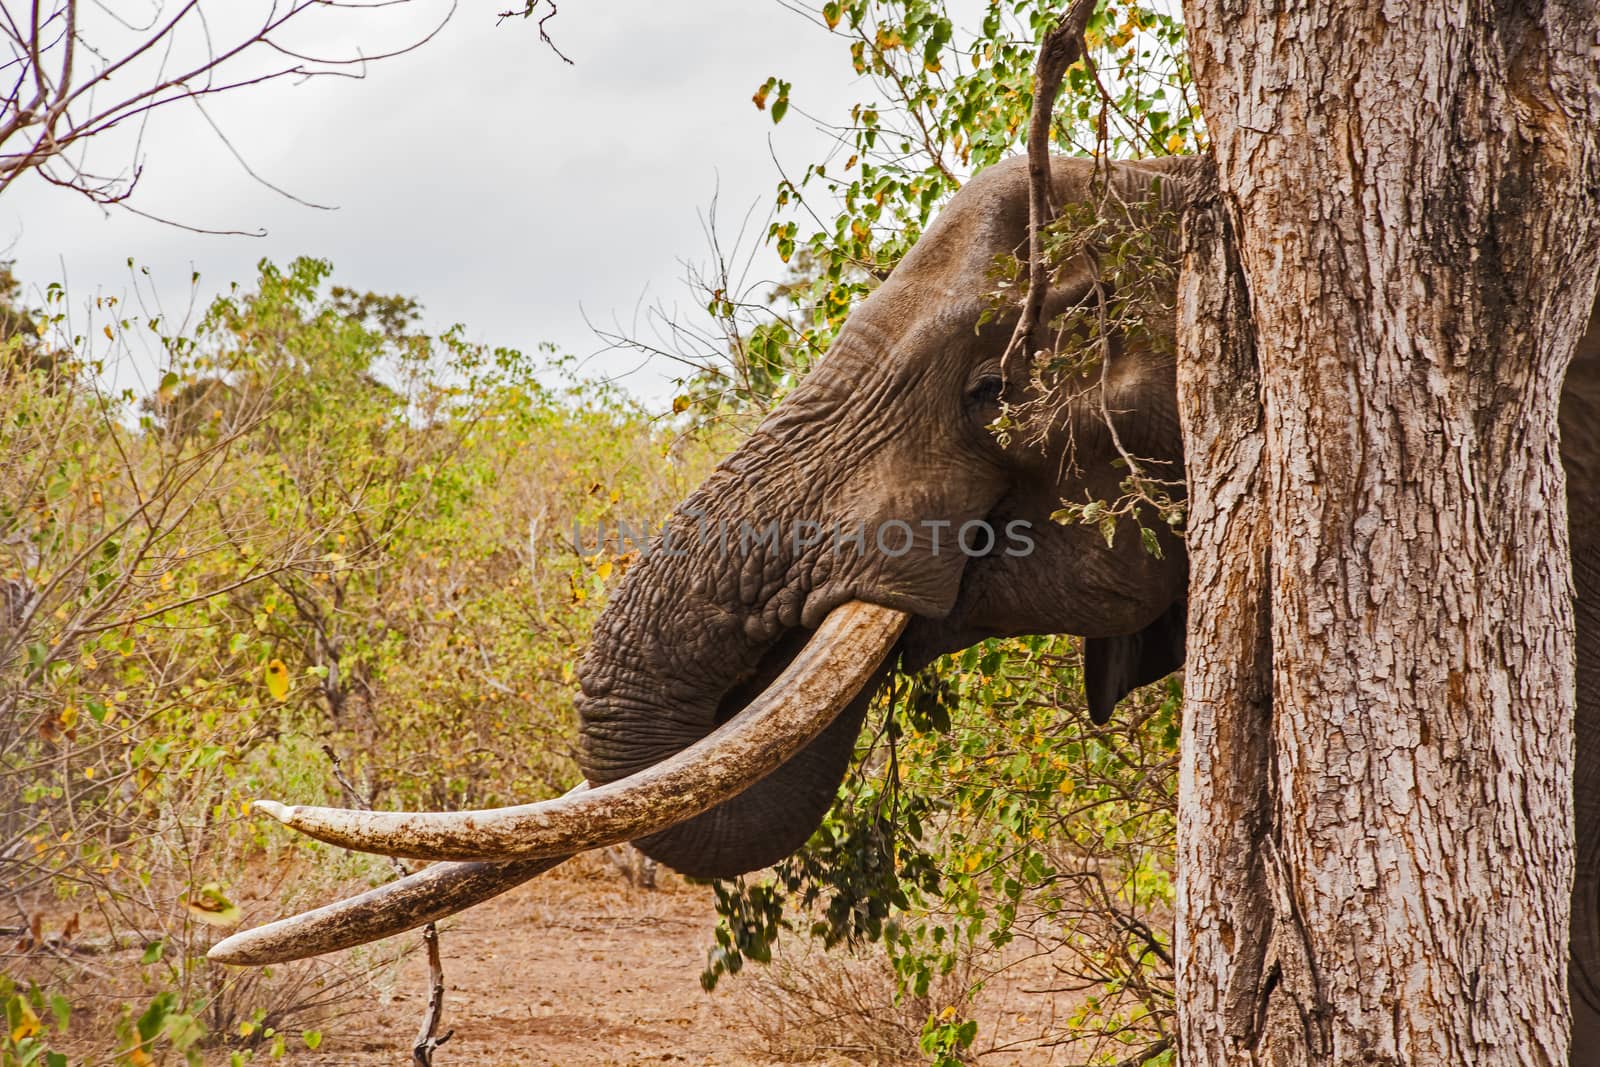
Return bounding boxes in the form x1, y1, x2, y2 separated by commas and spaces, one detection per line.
12, 855, 1110, 1065
284, 859, 824, 1067
276, 858, 1099, 1067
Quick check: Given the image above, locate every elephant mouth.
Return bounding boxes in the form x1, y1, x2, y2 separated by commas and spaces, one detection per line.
208, 600, 908, 966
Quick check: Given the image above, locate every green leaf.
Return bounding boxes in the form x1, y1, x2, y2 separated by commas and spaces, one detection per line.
181, 883, 241, 927
1097, 512, 1118, 548
137, 992, 174, 1044
1140, 525, 1164, 559
771, 80, 791, 124
48, 995, 69, 1032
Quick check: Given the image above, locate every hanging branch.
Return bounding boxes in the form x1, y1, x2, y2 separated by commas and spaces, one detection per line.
495, 0, 574, 65
1001, 0, 1099, 386
322, 745, 454, 1065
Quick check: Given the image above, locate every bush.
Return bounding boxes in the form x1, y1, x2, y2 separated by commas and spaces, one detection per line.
706, 637, 1179, 1065
0, 258, 714, 1060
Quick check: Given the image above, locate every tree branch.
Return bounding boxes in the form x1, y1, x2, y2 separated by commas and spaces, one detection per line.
1113, 1036, 1172, 1067
0, 0, 456, 220
1001, 0, 1097, 389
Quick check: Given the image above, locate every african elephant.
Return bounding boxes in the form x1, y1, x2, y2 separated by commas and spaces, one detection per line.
212, 154, 1600, 1062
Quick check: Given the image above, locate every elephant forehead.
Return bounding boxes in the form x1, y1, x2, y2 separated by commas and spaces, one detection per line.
875, 154, 1189, 335
890, 174, 1030, 295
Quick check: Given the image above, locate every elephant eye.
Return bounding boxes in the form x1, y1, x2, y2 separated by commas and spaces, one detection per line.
965, 375, 1003, 408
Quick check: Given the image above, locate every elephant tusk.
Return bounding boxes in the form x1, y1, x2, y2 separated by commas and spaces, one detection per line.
243, 602, 908, 864
209, 782, 587, 965
207, 853, 568, 966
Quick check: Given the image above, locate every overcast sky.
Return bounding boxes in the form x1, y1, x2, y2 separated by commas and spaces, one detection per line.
7, 1, 873, 406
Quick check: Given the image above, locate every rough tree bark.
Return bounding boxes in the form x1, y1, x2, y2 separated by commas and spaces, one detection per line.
1175, 4, 1600, 1065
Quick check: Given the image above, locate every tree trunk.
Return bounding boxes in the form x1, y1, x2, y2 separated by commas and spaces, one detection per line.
1175, 4, 1600, 1064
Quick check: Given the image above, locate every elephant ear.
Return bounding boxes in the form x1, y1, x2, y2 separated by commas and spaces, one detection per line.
1083, 599, 1187, 725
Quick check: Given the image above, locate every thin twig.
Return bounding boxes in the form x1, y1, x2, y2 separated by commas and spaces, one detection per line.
1113, 1036, 1172, 1067
412, 923, 454, 1066
1, 0, 456, 219
495, 0, 573, 65
321, 745, 453, 1064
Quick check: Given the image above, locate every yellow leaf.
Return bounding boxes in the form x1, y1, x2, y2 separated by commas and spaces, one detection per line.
129, 1048, 153, 1066
673, 394, 691, 414
9, 995, 39, 1042
182, 882, 242, 927
596, 559, 613, 580
1166, 132, 1187, 154
102, 324, 114, 340
264, 658, 290, 701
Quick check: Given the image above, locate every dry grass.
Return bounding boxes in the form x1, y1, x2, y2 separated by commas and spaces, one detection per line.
743, 938, 963, 1064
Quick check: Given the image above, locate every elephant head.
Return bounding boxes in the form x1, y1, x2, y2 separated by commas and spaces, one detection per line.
209, 153, 1208, 961
575, 152, 1198, 877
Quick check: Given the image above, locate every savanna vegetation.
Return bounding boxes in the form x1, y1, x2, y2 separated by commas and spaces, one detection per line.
1, 258, 723, 1063
5, 1, 1200, 1064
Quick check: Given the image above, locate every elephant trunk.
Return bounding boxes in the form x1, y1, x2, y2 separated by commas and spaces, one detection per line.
207, 601, 904, 965
623, 676, 883, 878
574, 474, 894, 878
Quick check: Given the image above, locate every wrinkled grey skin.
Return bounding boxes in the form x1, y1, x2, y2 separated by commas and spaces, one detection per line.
576, 155, 1600, 1056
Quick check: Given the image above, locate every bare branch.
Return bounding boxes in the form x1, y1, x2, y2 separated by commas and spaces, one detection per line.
411, 924, 454, 1066
495, 0, 572, 65
1112, 1036, 1172, 1067
1000, 0, 1097, 390
321, 744, 453, 1063
0, 0, 456, 222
